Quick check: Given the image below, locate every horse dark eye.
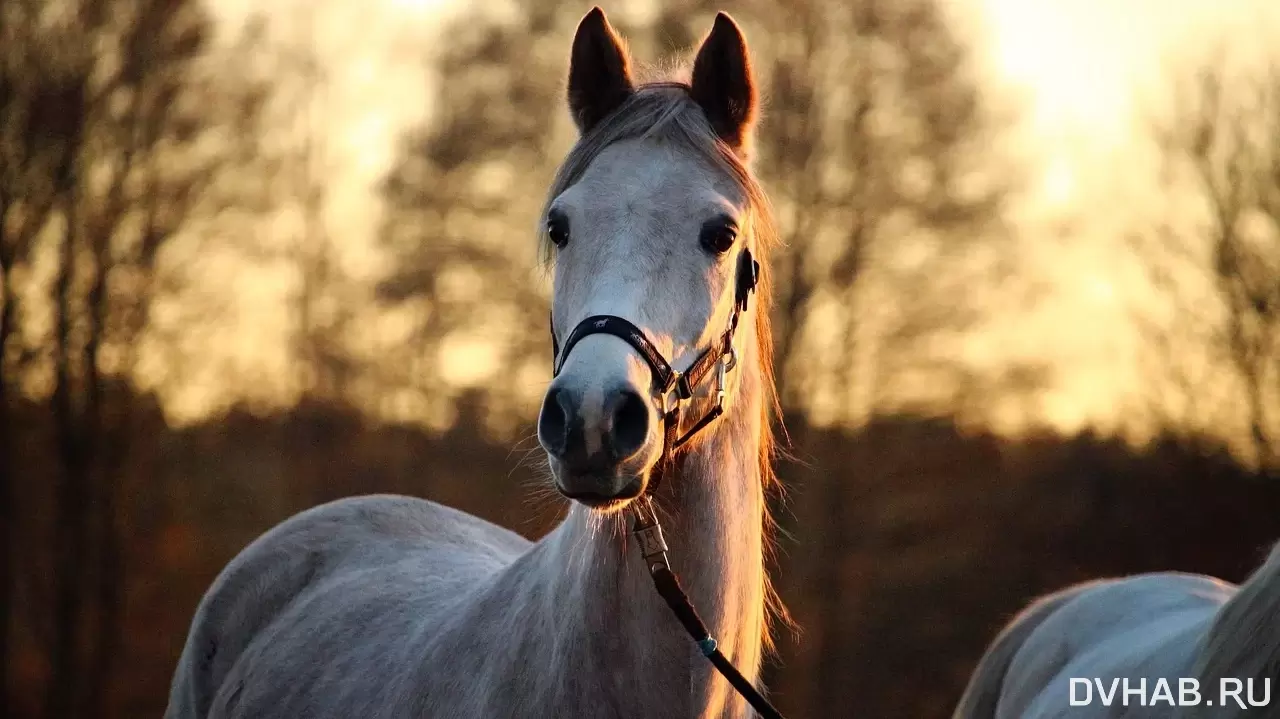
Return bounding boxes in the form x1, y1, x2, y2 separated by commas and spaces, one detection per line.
547, 212, 570, 248
700, 222, 737, 255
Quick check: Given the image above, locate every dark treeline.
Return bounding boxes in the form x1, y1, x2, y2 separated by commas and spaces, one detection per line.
6, 389, 1279, 717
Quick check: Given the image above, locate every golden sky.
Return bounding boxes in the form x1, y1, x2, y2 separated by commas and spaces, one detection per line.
191, 0, 1279, 433
971, 0, 1278, 433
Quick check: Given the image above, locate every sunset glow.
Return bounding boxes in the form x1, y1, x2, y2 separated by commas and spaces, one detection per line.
13, 3, 1280, 716
187, 0, 1280, 436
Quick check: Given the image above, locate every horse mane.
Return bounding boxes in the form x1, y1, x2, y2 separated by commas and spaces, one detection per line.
1180, 540, 1280, 718
536, 81, 793, 651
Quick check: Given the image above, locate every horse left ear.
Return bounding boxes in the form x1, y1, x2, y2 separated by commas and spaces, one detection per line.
567, 7, 635, 134
690, 13, 758, 153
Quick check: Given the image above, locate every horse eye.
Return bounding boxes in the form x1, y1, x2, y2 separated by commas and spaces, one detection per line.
546, 212, 570, 248
699, 221, 737, 255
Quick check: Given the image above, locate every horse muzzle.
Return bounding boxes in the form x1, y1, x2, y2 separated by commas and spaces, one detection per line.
537, 383, 655, 506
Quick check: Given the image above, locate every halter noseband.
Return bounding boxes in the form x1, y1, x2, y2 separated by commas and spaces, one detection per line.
548, 248, 759, 493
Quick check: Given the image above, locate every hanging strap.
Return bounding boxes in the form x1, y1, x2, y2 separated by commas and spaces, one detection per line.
632, 505, 784, 719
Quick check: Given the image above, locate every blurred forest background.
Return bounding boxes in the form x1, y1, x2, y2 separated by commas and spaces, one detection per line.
3, 0, 1280, 717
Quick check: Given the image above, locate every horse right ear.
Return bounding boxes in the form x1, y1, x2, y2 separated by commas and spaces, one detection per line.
567, 7, 635, 134
689, 13, 757, 153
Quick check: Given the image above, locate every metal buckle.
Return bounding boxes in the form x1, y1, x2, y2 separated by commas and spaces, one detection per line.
715, 356, 728, 405
721, 346, 737, 376
635, 522, 669, 561
631, 498, 670, 571
661, 348, 736, 415
658, 371, 683, 415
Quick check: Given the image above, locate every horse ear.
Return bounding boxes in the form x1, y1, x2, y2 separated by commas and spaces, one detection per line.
567, 7, 635, 134
689, 13, 758, 152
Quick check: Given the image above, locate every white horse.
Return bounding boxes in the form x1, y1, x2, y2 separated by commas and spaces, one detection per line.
954, 541, 1280, 718
166, 8, 788, 718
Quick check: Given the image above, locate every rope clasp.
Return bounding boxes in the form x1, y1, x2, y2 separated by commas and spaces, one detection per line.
631, 499, 670, 572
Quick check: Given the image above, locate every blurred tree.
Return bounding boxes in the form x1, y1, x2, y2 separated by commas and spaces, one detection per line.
375, 1, 578, 434
1135, 54, 1280, 471
134, 7, 357, 420
0, 0, 273, 714
258, 2, 365, 508
0, 0, 53, 704
275, 3, 357, 405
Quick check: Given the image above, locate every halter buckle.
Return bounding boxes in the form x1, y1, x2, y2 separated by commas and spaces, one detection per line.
658, 372, 684, 415
721, 346, 737, 374
715, 354, 728, 405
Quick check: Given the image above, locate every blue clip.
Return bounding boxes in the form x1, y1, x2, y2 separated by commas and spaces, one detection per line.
697, 636, 718, 656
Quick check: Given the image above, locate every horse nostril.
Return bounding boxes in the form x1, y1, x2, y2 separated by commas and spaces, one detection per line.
538, 387, 574, 458
607, 389, 649, 460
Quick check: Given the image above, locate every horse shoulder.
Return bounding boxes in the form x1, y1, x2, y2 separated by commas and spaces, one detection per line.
166, 494, 531, 719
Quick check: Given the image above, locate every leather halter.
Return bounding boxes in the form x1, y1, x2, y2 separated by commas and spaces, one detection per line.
548, 248, 759, 493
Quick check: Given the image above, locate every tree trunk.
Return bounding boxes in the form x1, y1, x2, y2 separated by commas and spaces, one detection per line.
1, 166, 14, 715
0, 264, 14, 717
813, 11, 874, 708
1244, 368, 1272, 470
82, 226, 116, 717
47, 200, 90, 719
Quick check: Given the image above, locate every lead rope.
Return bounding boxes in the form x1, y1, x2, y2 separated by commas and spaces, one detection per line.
631, 499, 784, 719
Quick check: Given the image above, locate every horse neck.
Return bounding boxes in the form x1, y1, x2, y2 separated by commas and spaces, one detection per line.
1183, 543, 1280, 718
540, 336, 769, 715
